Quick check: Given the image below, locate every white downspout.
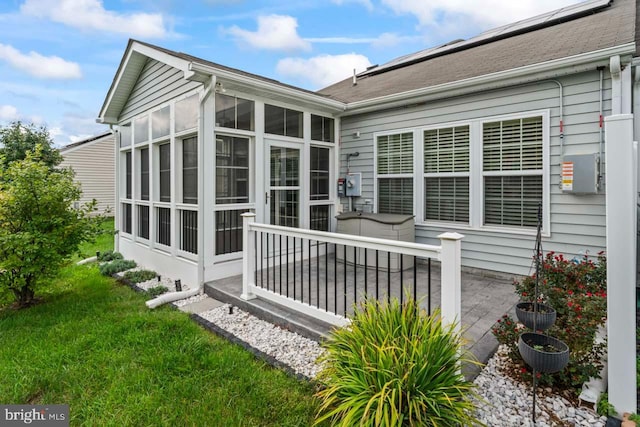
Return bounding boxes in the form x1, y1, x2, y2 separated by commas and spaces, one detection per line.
146, 77, 215, 309
610, 55, 622, 115
111, 124, 120, 253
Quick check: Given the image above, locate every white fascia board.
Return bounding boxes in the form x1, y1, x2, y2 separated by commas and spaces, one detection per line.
189, 62, 346, 113
342, 43, 636, 116
98, 41, 196, 124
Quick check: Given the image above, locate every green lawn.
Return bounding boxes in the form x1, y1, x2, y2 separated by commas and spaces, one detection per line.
0, 217, 320, 426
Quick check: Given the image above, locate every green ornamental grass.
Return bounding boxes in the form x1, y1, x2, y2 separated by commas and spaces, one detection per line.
123, 269, 158, 284
98, 259, 136, 276
315, 298, 481, 427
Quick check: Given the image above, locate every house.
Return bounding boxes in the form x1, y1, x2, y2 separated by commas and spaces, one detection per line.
98, 0, 636, 285
98, 0, 638, 412
59, 132, 115, 216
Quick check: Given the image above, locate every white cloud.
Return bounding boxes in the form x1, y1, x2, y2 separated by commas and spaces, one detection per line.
226, 15, 311, 52
276, 53, 372, 89
331, 0, 374, 11
380, 0, 582, 28
0, 43, 82, 79
0, 105, 20, 121
20, 0, 169, 38
305, 32, 421, 48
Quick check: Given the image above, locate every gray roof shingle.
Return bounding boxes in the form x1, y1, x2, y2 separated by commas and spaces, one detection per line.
318, 0, 636, 103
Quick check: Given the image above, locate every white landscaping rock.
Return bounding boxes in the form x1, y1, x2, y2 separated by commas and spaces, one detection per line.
200, 304, 325, 379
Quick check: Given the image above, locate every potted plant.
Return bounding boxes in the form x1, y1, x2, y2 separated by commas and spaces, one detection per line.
516, 302, 556, 331
518, 332, 569, 373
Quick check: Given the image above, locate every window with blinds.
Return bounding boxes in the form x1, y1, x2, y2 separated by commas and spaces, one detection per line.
424, 126, 470, 223
483, 116, 543, 228
377, 132, 413, 215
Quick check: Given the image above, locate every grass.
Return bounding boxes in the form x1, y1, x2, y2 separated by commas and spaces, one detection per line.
0, 218, 320, 426
76, 217, 115, 261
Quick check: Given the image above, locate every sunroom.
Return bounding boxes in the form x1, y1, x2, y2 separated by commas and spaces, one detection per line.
99, 40, 345, 286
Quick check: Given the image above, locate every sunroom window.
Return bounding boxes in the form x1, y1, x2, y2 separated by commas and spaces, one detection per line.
311, 114, 335, 143
483, 116, 543, 227
377, 132, 413, 215
159, 143, 171, 202
265, 104, 302, 138
216, 94, 254, 131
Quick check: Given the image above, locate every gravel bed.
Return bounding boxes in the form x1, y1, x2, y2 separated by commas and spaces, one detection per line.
135, 275, 190, 292
199, 304, 325, 378
473, 345, 607, 426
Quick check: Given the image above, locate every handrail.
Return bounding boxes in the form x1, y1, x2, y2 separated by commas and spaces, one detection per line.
249, 222, 441, 260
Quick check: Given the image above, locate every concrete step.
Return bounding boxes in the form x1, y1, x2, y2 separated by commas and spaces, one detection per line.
178, 297, 224, 314
204, 283, 334, 342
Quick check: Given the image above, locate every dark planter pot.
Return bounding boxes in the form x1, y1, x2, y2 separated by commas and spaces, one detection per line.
516, 302, 557, 331
518, 332, 569, 373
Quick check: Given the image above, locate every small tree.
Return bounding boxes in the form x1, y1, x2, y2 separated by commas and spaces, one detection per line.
0, 121, 62, 171
0, 148, 98, 307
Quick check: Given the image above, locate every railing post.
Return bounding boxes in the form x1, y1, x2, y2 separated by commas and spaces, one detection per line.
604, 114, 637, 415
241, 212, 257, 300
438, 232, 464, 333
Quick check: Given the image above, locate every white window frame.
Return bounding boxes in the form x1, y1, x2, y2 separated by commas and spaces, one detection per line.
477, 110, 550, 235
422, 122, 472, 226
373, 110, 550, 236
373, 128, 417, 215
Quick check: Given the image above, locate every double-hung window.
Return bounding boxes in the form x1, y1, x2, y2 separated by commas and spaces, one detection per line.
483, 116, 543, 228
424, 126, 470, 223
376, 132, 413, 215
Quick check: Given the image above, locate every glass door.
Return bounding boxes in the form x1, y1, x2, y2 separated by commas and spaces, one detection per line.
268, 145, 300, 227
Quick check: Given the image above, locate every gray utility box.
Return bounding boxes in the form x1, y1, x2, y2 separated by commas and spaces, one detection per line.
335, 212, 415, 272
561, 154, 599, 194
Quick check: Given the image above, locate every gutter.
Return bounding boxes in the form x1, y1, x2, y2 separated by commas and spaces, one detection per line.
188, 62, 346, 113
341, 43, 635, 117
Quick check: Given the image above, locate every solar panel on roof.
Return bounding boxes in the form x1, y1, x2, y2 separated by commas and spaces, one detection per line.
360, 0, 612, 77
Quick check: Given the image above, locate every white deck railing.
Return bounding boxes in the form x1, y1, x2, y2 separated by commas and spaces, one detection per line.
240, 212, 463, 329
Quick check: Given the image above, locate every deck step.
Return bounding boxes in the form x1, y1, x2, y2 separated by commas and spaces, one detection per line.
204, 282, 334, 342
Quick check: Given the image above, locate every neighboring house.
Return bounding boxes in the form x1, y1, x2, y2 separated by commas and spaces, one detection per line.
60, 132, 115, 216
97, 0, 637, 285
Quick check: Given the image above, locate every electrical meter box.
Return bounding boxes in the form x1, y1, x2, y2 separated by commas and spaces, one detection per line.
345, 173, 362, 197
561, 154, 599, 194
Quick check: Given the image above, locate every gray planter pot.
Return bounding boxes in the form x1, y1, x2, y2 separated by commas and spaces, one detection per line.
516, 302, 557, 331
518, 332, 569, 374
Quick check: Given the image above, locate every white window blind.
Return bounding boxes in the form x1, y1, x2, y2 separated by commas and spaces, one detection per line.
483, 116, 543, 228
425, 177, 469, 222
377, 132, 413, 174
424, 126, 470, 173
424, 125, 470, 223
377, 132, 413, 215
378, 178, 413, 214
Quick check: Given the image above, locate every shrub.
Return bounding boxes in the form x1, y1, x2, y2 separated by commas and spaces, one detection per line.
97, 250, 123, 262
315, 298, 480, 427
123, 269, 157, 284
99, 260, 136, 276
146, 286, 168, 298
0, 147, 99, 307
492, 252, 607, 391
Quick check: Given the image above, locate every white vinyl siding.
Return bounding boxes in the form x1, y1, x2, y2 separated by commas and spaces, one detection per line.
120, 59, 200, 122
59, 134, 116, 216
376, 132, 413, 214
338, 70, 606, 275
424, 125, 470, 223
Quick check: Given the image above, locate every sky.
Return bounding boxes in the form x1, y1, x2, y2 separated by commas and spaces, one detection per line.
0, 0, 583, 146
